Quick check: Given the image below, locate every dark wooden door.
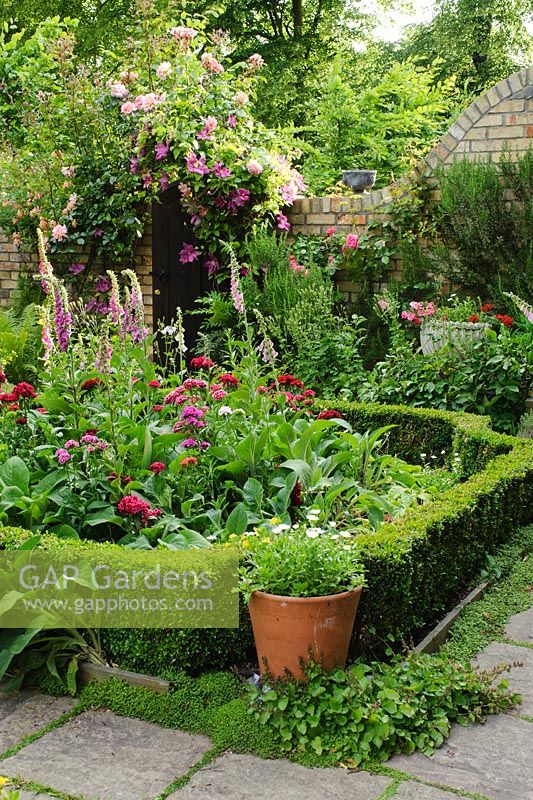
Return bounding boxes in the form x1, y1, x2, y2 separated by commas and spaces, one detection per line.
151, 185, 211, 353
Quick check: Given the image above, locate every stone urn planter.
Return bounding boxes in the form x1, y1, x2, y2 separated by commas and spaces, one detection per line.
248, 586, 363, 681
420, 320, 490, 356
341, 169, 377, 192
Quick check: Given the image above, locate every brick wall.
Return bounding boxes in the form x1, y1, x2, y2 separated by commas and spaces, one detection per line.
288, 65, 533, 298
0, 65, 531, 318
0, 229, 154, 331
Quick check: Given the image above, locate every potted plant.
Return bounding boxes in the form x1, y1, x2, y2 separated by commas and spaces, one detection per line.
401, 297, 491, 356
240, 526, 364, 681
341, 169, 377, 192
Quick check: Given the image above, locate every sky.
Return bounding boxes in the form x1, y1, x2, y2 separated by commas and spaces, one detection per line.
362, 0, 533, 41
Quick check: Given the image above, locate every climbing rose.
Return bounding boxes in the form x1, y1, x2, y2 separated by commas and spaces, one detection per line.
247, 159, 263, 176
156, 62, 172, 79
234, 91, 249, 107
248, 53, 265, 69
51, 224, 68, 242
109, 82, 129, 99
326, 227, 336, 237
344, 233, 359, 250
120, 101, 137, 115
201, 53, 224, 74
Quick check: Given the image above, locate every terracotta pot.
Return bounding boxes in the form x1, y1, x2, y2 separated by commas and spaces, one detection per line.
248, 586, 362, 681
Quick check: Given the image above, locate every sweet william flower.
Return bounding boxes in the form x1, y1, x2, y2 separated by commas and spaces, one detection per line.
180, 456, 198, 467
149, 461, 166, 473
55, 448, 71, 464
218, 405, 233, 416
13, 382, 37, 399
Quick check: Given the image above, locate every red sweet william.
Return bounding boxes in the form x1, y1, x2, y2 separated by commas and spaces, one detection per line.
13, 382, 37, 399
481, 303, 494, 313
190, 356, 215, 370
149, 461, 166, 474
80, 378, 103, 391
495, 314, 514, 328
468, 314, 479, 323
317, 409, 343, 420
218, 373, 239, 387
117, 495, 151, 516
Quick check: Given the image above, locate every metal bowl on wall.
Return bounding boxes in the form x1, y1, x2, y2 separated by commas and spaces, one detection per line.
341, 169, 377, 192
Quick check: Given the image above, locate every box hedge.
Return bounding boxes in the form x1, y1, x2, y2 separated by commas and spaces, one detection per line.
1, 402, 532, 671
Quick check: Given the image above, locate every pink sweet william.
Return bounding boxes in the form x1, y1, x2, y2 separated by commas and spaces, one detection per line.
55, 448, 71, 465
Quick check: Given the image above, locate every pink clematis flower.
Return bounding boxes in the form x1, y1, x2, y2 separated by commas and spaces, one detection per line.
180, 243, 199, 264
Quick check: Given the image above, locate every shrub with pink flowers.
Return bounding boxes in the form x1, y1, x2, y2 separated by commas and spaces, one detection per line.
0, 14, 304, 279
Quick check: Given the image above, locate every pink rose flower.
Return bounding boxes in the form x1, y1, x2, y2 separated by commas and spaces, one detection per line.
51, 224, 68, 242
248, 53, 265, 69
156, 62, 172, 79
201, 53, 224, 74
120, 100, 137, 115
247, 159, 263, 176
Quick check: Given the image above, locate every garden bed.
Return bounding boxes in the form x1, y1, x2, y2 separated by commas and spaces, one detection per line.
2, 401, 531, 672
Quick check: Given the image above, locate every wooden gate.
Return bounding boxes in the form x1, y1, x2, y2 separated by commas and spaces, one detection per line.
151, 184, 211, 353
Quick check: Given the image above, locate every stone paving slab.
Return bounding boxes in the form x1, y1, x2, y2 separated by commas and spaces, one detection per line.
168, 752, 391, 799
393, 782, 459, 799
472, 641, 533, 715
504, 607, 533, 644
0, 709, 212, 800
0, 692, 74, 753
388, 713, 533, 800
16, 792, 58, 800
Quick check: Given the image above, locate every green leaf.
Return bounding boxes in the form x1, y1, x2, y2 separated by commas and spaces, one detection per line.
225, 503, 248, 536
0, 456, 30, 493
